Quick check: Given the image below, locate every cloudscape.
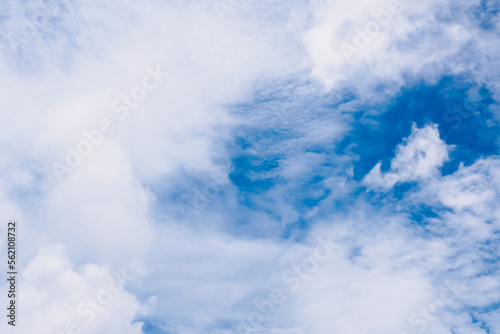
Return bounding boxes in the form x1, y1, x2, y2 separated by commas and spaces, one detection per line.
0, 0, 499, 333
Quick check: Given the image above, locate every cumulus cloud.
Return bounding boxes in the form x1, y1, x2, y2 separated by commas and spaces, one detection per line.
3, 244, 146, 334
363, 123, 450, 189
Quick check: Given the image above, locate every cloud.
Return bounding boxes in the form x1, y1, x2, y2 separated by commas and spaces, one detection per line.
0, 1, 499, 334
431, 158, 500, 214
363, 123, 450, 189
303, 0, 500, 109
5, 244, 146, 334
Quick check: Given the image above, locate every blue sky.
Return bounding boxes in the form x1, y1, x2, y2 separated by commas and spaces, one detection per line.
0, 0, 499, 333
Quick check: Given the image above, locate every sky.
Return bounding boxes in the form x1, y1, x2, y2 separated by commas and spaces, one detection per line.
0, 0, 499, 333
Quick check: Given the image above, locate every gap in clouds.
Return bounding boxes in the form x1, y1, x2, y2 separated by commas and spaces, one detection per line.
149, 70, 498, 243
337, 75, 499, 184
147, 77, 353, 241
222, 78, 351, 240
468, 0, 500, 30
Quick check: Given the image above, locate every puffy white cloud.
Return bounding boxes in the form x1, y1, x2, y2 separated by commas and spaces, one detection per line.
363, 124, 450, 189
302, 0, 500, 118
1, 244, 146, 334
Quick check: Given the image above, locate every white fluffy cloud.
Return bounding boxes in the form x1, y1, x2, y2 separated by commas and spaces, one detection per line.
363, 124, 450, 189
303, 0, 500, 109
2, 244, 146, 334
